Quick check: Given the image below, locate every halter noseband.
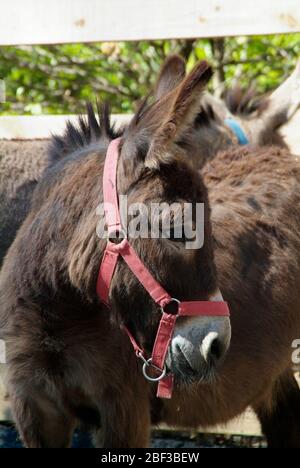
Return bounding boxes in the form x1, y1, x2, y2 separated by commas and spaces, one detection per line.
96, 138, 230, 399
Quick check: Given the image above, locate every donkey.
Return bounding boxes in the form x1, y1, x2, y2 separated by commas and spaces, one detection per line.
2, 59, 300, 449
0, 139, 48, 265
0, 62, 232, 448
149, 58, 300, 447
158, 55, 300, 169
224, 58, 300, 149
154, 145, 300, 448
1, 58, 299, 268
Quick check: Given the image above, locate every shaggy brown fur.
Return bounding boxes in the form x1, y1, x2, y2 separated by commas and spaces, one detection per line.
156, 146, 300, 448
0, 139, 49, 266
0, 62, 223, 448
1, 58, 300, 448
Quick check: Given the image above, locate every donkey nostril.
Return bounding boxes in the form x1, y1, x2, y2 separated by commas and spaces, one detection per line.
201, 332, 223, 366
210, 338, 222, 362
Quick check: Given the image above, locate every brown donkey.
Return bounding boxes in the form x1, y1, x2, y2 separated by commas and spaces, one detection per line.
156, 55, 300, 170
154, 145, 300, 448
0, 62, 231, 448
151, 59, 300, 447
1, 58, 300, 448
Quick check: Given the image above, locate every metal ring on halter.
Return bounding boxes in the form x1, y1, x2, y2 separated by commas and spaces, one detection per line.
108, 227, 127, 243
161, 298, 181, 316
142, 358, 167, 382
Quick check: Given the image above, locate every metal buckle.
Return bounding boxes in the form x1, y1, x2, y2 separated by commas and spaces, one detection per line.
142, 358, 167, 382
137, 353, 167, 382
161, 298, 181, 316
108, 227, 127, 244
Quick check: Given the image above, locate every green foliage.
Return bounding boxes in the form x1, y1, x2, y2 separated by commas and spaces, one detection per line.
224, 34, 300, 93
0, 34, 299, 115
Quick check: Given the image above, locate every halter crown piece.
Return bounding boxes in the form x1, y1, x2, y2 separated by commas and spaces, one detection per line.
225, 118, 249, 145
97, 138, 230, 399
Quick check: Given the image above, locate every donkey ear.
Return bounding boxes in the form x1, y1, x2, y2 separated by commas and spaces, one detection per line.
146, 61, 213, 168
154, 55, 186, 100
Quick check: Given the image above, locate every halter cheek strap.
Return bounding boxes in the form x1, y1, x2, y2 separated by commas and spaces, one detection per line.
97, 138, 230, 399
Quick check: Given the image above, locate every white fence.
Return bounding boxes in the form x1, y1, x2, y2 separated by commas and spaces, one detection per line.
0, 0, 299, 46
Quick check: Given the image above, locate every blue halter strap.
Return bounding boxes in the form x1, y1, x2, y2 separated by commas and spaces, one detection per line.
225, 118, 249, 145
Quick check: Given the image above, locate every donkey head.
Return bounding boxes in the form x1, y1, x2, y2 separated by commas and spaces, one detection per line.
223, 60, 300, 149
106, 60, 231, 382
155, 56, 300, 169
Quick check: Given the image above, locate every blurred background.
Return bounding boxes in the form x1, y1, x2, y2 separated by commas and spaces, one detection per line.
0, 34, 299, 115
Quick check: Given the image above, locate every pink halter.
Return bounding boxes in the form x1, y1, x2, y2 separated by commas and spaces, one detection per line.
97, 138, 230, 399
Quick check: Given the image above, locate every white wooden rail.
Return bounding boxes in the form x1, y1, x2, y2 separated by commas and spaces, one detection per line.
0, 115, 131, 139
0, 0, 299, 45
0, 113, 299, 155
0, 1, 300, 151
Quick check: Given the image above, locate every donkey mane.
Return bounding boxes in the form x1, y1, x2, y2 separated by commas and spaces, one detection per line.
225, 85, 269, 116
48, 103, 122, 168
195, 102, 220, 127
48, 93, 220, 171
